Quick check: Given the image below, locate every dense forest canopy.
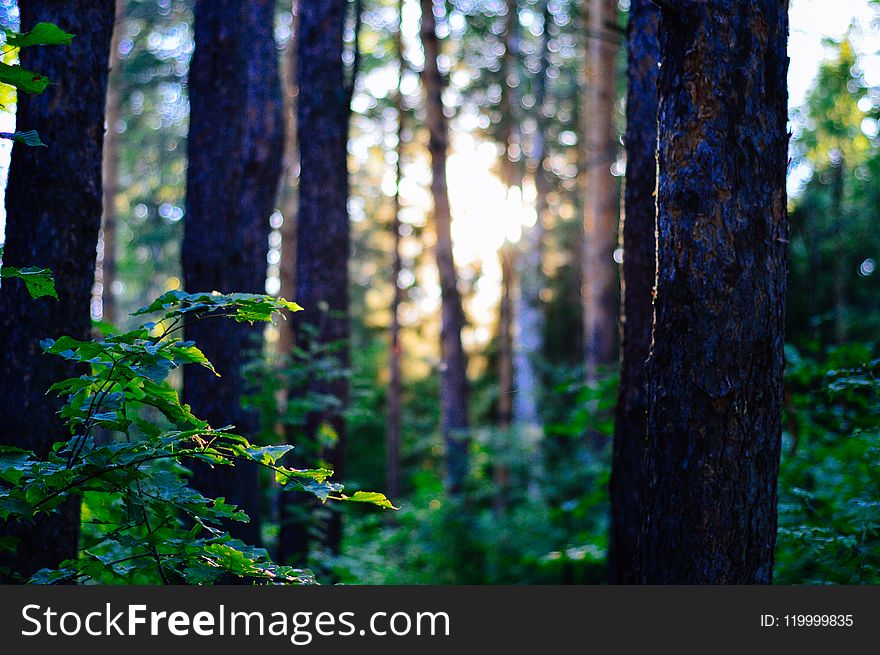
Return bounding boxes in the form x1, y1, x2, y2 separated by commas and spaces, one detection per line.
0, 0, 877, 585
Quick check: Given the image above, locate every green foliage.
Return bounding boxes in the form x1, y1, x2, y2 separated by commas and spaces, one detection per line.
0, 20, 74, 146
326, 365, 615, 585
0, 290, 391, 584
0, 265, 57, 299
788, 34, 880, 342
775, 343, 880, 584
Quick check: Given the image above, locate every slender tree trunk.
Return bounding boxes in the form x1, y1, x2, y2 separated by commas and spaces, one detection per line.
494, 0, 522, 509
582, 0, 620, 381
608, 0, 658, 585
98, 0, 125, 327
387, 3, 405, 502
636, 0, 789, 584
831, 157, 847, 343
183, 0, 283, 547
497, 249, 515, 428
278, 0, 352, 562
277, 0, 300, 357
420, 0, 470, 493
0, 0, 116, 579
495, 244, 515, 507
513, 0, 551, 435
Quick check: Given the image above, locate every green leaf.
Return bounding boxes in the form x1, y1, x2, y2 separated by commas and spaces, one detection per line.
0, 62, 52, 94
0, 266, 57, 299
0, 130, 45, 146
6, 23, 75, 48
244, 444, 293, 465
169, 343, 217, 374
342, 491, 397, 510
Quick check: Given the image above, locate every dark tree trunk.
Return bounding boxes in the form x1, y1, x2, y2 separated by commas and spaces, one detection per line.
278, 0, 352, 562
183, 0, 283, 547
582, 0, 621, 381
636, 0, 789, 584
608, 0, 659, 585
420, 0, 470, 494
0, 0, 116, 579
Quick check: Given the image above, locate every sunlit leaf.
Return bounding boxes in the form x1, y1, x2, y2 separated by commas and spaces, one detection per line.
0, 62, 52, 94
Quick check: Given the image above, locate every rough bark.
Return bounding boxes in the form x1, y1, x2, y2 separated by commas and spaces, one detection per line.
582, 0, 621, 381
636, 0, 789, 584
420, 0, 470, 493
183, 0, 283, 546
0, 0, 115, 579
278, 0, 352, 561
608, 0, 658, 585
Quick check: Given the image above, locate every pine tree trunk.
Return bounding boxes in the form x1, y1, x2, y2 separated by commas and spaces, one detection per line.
513, 0, 551, 435
278, 0, 352, 561
387, 5, 405, 503
420, 0, 470, 493
608, 0, 658, 585
831, 158, 847, 343
582, 0, 621, 381
99, 0, 125, 327
183, 0, 283, 547
495, 244, 515, 508
277, 0, 300, 358
636, 0, 789, 584
0, 0, 116, 579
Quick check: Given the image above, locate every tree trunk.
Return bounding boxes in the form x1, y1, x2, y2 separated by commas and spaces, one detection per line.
387, 3, 405, 502
608, 0, 658, 585
0, 0, 116, 579
183, 0, 283, 547
277, 0, 300, 357
278, 0, 352, 562
493, 0, 522, 509
98, 0, 125, 327
636, 0, 789, 584
495, 244, 515, 507
582, 0, 620, 381
420, 0, 470, 493
513, 0, 551, 435
831, 157, 847, 344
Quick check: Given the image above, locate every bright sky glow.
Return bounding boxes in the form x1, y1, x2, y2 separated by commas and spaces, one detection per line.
448, 0, 880, 326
